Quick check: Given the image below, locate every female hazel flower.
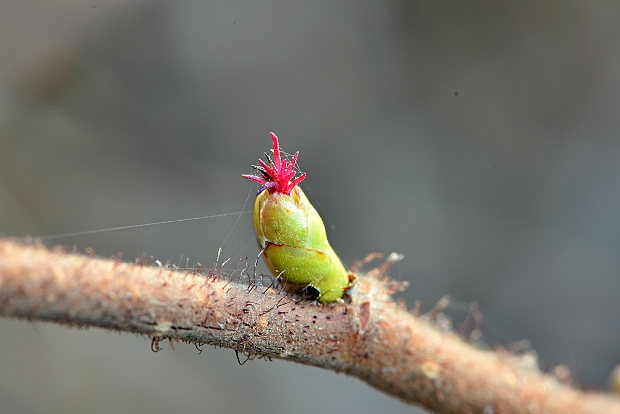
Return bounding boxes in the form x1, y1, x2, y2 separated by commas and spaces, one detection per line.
243, 132, 351, 302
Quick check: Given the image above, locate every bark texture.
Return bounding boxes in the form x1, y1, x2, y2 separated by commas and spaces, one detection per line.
0, 238, 618, 413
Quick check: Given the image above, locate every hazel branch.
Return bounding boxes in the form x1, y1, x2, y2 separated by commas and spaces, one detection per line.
0, 238, 618, 414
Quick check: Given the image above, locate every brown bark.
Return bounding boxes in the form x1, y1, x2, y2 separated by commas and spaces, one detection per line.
0, 238, 618, 413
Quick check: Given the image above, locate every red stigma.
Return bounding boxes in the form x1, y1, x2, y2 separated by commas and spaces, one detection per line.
243, 132, 306, 196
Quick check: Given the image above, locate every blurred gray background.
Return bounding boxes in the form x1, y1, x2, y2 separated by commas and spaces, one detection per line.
1, 1, 620, 413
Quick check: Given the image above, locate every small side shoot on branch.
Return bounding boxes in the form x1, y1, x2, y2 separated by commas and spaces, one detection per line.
243, 132, 352, 302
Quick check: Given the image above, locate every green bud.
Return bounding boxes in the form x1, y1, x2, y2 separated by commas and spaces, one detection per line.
243, 133, 351, 302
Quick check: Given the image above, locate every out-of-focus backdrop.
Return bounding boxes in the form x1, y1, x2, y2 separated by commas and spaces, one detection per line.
1, 2, 620, 413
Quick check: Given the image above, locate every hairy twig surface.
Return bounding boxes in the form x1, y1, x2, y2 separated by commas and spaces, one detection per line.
0, 238, 618, 413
